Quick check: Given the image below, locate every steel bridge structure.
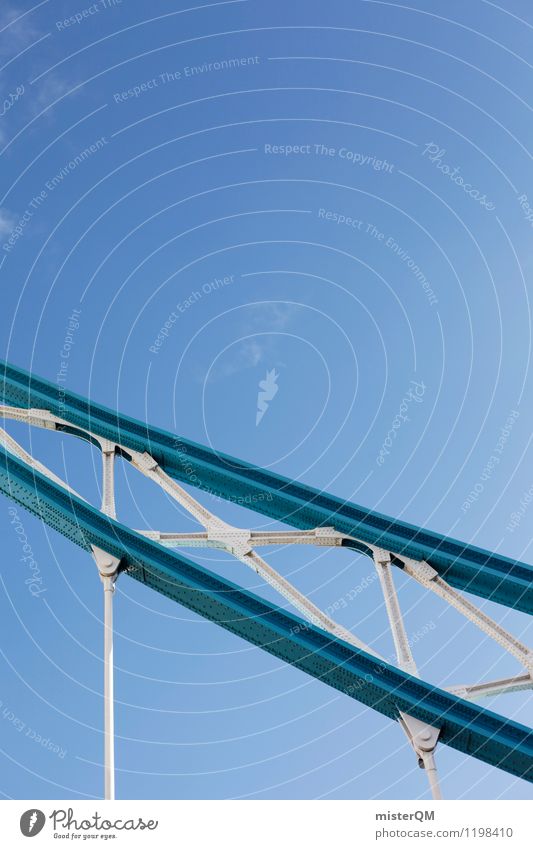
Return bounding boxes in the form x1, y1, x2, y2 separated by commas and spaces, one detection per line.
0, 359, 532, 800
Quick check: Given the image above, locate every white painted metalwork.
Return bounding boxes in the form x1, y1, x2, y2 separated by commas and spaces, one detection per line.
372, 548, 418, 676
126, 449, 381, 658
100, 440, 117, 519
92, 437, 120, 801
402, 557, 533, 675
0, 414, 121, 800
399, 713, 442, 800
0, 426, 81, 498
92, 547, 120, 801
141, 528, 345, 549
2, 404, 532, 802
371, 547, 442, 797
238, 548, 380, 655
448, 673, 533, 701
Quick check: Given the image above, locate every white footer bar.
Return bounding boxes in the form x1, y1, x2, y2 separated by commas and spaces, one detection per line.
1, 799, 531, 848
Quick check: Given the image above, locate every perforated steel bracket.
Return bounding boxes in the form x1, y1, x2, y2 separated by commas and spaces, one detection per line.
131, 451, 159, 473
314, 526, 344, 545
207, 526, 253, 557
402, 558, 439, 583
371, 546, 392, 565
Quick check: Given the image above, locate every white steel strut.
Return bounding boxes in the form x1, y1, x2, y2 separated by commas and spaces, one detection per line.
448, 673, 533, 701
402, 557, 533, 675
371, 547, 441, 798
372, 548, 418, 676
129, 449, 381, 658
0, 414, 121, 801
1, 404, 532, 801
93, 440, 119, 801
92, 546, 120, 801
100, 440, 117, 520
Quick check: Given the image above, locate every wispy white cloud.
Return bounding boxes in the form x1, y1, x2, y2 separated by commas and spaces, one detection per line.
198, 340, 268, 384
247, 302, 300, 330
240, 339, 264, 367
0, 4, 42, 60
199, 305, 297, 384
0, 207, 16, 237
215, 340, 265, 379
32, 74, 73, 112
0, 5, 72, 120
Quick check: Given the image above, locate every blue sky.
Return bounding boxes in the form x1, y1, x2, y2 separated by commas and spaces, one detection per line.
0, 0, 532, 800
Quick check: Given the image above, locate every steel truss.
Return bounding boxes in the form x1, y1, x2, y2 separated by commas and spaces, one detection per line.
1, 401, 532, 800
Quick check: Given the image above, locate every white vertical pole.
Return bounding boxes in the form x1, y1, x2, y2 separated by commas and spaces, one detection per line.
103, 573, 116, 801
421, 751, 443, 800
399, 713, 443, 800
92, 546, 120, 801
98, 443, 118, 799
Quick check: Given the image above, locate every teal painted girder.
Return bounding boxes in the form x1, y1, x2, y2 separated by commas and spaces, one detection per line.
0, 447, 532, 782
1, 360, 532, 613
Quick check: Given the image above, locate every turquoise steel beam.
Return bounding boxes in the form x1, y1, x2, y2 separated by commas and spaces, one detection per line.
0, 446, 532, 782
1, 360, 532, 613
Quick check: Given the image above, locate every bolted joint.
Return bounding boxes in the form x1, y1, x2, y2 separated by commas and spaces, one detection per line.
131, 451, 159, 473
398, 711, 440, 759
372, 546, 392, 566
91, 546, 121, 583
99, 438, 117, 455
314, 527, 344, 545
402, 558, 438, 584
207, 525, 252, 557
